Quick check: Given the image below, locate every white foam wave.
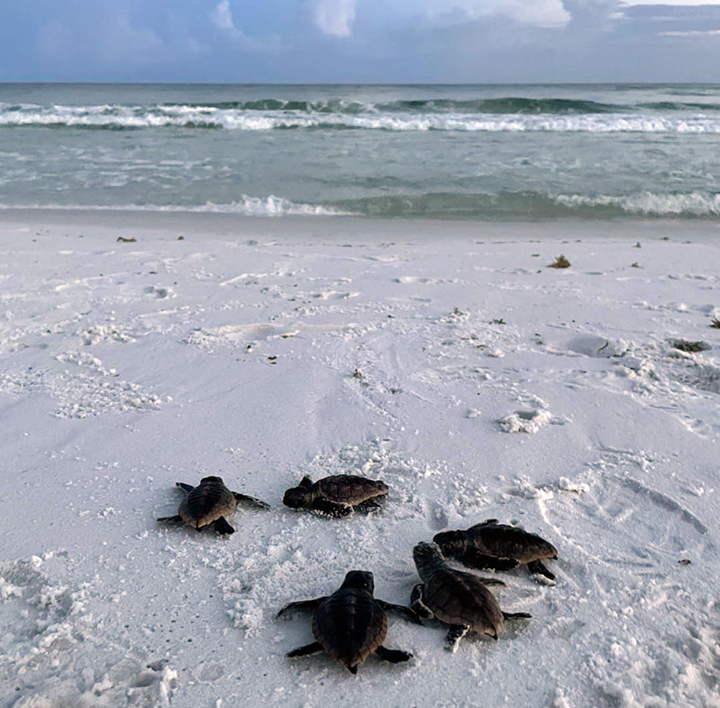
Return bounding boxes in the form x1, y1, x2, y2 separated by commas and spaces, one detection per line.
555, 191, 720, 216
0, 195, 349, 217
4, 104, 720, 133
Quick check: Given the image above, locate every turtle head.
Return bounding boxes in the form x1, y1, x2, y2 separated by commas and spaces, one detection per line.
283, 485, 313, 508
200, 475, 224, 485
413, 541, 444, 574
341, 570, 374, 594
432, 529, 467, 557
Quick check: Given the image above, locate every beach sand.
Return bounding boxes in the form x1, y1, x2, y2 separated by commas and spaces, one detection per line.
1, 210, 719, 707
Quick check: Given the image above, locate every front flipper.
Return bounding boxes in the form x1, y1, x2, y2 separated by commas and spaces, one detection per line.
502, 611, 532, 620
234, 493, 271, 510
175, 482, 193, 492
311, 498, 353, 518
287, 641, 323, 658
475, 577, 506, 587
409, 583, 432, 619
527, 560, 555, 580
376, 600, 423, 624
444, 625, 469, 652
213, 517, 235, 534
276, 597, 325, 618
375, 646, 413, 664
156, 515, 183, 524
459, 549, 519, 573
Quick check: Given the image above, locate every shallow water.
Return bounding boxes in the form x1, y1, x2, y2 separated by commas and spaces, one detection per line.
2, 83, 720, 219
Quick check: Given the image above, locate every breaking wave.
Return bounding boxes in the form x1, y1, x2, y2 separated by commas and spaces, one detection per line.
0, 196, 350, 217
4, 100, 720, 133
4, 192, 720, 220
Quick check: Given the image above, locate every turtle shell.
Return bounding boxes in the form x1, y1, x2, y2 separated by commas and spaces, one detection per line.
178, 476, 237, 529
466, 520, 558, 563
312, 571, 388, 671
313, 475, 389, 505
413, 542, 503, 638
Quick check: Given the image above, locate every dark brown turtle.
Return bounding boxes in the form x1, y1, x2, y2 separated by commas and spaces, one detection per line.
411, 542, 531, 652
157, 475, 270, 534
282, 474, 389, 518
277, 570, 418, 674
433, 518, 558, 580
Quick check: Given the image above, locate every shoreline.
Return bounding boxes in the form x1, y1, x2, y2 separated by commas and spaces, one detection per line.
2, 207, 720, 243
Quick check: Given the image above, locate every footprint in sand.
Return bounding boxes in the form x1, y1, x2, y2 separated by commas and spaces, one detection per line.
425, 500, 448, 530
144, 285, 172, 299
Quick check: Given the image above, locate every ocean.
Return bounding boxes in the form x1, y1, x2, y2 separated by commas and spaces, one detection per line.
1, 82, 720, 220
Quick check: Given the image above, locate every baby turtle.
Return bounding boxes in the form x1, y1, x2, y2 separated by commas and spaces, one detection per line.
157, 475, 270, 534
277, 570, 418, 674
282, 474, 389, 518
411, 541, 531, 652
433, 518, 558, 580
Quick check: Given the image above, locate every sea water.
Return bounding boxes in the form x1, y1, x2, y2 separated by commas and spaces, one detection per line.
1, 82, 720, 219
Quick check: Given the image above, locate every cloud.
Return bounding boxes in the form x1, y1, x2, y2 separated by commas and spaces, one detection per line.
620, 0, 720, 5
209, 0, 285, 51
37, 9, 166, 73
311, 0, 357, 37
417, 0, 571, 29
210, 0, 242, 38
660, 29, 720, 35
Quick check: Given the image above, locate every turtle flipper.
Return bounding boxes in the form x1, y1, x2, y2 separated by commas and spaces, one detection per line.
502, 611, 532, 620
213, 517, 235, 534
527, 559, 555, 580
286, 641, 323, 658
409, 583, 432, 619
348, 664, 358, 675
276, 598, 325, 618
310, 498, 353, 518
156, 515, 183, 524
375, 646, 413, 664
175, 482, 194, 492
459, 549, 519, 573
376, 600, 423, 624
234, 492, 271, 510
444, 625, 468, 652
475, 576, 506, 587
355, 497, 385, 514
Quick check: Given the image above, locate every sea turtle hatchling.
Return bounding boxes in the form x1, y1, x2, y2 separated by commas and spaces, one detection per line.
433, 518, 558, 580
157, 475, 270, 534
277, 570, 418, 674
411, 541, 531, 652
282, 474, 389, 518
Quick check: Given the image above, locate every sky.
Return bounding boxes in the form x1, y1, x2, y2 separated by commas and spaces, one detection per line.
3, 0, 720, 83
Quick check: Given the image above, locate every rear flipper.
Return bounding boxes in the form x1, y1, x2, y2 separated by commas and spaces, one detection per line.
234, 493, 271, 510
287, 641, 323, 658
310, 498, 353, 518
527, 559, 555, 580
502, 611, 532, 620
355, 497, 386, 514
375, 646, 412, 664
156, 515, 183, 524
213, 517, 235, 534
445, 625, 469, 652
175, 482, 193, 492
459, 549, 519, 573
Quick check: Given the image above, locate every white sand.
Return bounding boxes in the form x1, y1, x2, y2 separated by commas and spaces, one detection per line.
1, 210, 719, 707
